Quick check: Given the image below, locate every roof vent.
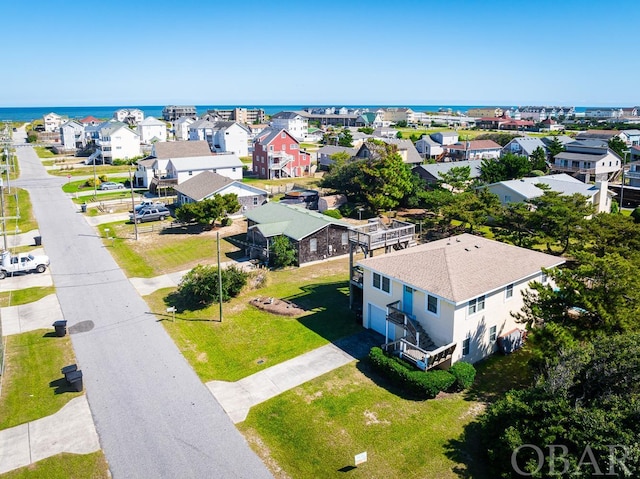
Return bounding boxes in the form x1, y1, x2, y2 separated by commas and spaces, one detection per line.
465, 248, 470, 251
475, 245, 480, 249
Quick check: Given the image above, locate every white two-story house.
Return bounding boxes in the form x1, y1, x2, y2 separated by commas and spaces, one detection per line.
137, 116, 167, 144
209, 121, 250, 157
358, 234, 564, 366
96, 121, 141, 163
270, 111, 308, 141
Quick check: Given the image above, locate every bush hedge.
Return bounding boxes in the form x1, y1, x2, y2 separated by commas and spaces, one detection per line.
322, 209, 342, 219
368, 347, 457, 399
449, 361, 477, 390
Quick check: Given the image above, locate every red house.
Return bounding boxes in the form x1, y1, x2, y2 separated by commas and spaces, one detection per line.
252, 128, 311, 179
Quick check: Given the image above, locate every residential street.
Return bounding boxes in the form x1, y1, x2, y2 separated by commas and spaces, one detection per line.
11, 131, 273, 477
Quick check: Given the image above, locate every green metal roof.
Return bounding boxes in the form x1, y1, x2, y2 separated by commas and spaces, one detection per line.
245, 202, 350, 240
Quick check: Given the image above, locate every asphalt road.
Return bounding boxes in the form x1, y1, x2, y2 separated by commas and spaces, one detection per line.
12, 131, 273, 479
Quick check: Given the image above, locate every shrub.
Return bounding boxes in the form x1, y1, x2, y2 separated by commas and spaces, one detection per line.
221, 216, 233, 227
98, 175, 108, 183
339, 202, 357, 218
322, 209, 342, 219
368, 347, 456, 398
177, 264, 249, 307
449, 361, 477, 390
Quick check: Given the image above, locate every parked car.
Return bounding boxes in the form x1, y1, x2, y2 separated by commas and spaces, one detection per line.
131, 199, 165, 214
129, 206, 171, 223
99, 182, 125, 190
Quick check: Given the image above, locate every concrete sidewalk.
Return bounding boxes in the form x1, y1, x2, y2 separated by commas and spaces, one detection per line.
0, 396, 101, 474
1, 230, 41, 249
207, 331, 380, 423
0, 294, 63, 336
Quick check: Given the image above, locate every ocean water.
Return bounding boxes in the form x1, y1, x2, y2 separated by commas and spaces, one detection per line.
0, 104, 590, 123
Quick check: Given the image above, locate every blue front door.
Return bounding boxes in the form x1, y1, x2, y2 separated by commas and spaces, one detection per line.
403, 285, 414, 317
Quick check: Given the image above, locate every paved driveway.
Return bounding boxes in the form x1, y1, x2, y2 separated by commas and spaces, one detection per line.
12, 133, 272, 478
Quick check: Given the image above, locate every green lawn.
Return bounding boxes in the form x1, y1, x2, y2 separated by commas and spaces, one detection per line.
96, 222, 243, 277
242, 176, 322, 191
0, 286, 55, 308
62, 177, 128, 194
145, 259, 361, 382
1, 452, 110, 479
239, 347, 533, 479
48, 164, 133, 177
0, 329, 81, 430
3, 188, 37, 234
33, 146, 56, 158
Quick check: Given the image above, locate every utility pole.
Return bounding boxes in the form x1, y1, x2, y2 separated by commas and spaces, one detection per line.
217, 231, 223, 322
128, 168, 138, 240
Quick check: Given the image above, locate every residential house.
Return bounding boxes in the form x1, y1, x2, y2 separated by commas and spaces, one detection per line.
162, 105, 197, 121
96, 121, 141, 163
412, 160, 483, 186
43, 112, 64, 132
484, 173, 614, 214
431, 131, 459, 146
209, 122, 250, 157
519, 107, 547, 122
382, 107, 415, 124
467, 107, 504, 118
354, 138, 423, 165
80, 116, 102, 127
252, 128, 311, 179
134, 141, 212, 188
174, 117, 195, 141
355, 112, 384, 128
165, 153, 244, 184
445, 140, 502, 161
621, 129, 640, 147
114, 108, 144, 125
297, 110, 359, 127
270, 112, 309, 141
501, 137, 547, 158
630, 145, 640, 164
137, 116, 167, 144
188, 119, 216, 144
584, 108, 624, 119
244, 202, 352, 266
415, 136, 444, 159
173, 170, 267, 213
59, 120, 86, 151
357, 233, 564, 365
372, 127, 399, 139
540, 118, 564, 131
476, 117, 534, 131
575, 130, 626, 142
552, 140, 621, 182
317, 145, 357, 169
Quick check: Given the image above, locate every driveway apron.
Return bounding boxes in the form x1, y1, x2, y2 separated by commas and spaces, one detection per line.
11, 136, 272, 478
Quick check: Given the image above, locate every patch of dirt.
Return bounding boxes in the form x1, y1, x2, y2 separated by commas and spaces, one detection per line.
363, 410, 390, 426
458, 402, 487, 420
249, 297, 307, 316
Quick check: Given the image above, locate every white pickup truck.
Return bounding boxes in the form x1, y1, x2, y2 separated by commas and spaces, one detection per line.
131, 199, 165, 213
0, 251, 50, 279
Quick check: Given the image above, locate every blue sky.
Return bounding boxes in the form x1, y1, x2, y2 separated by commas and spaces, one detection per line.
3, 0, 639, 107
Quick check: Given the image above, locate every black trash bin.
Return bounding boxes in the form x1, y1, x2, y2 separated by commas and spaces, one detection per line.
52, 320, 67, 337
81, 203, 87, 213
66, 370, 83, 392
34, 236, 42, 246
61, 364, 77, 381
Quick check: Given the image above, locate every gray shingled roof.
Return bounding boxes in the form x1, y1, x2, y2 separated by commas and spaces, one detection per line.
152, 141, 212, 159
271, 111, 303, 120
414, 160, 483, 179
358, 233, 564, 303
245, 202, 349, 240
167, 154, 243, 171
173, 171, 233, 201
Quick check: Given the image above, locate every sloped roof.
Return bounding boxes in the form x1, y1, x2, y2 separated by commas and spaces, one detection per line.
489, 173, 604, 200
447, 140, 502, 151
152, 141, 212, 159
317, 145, 357, 156
173, 171, 233, 201
139, 116, 165, 126
414, 160, 483, 179
99, 121, 138, 137
503, 137, 546, 156
575, 130, 621, 140
358, 233, 564, 303
245, 202, 349, 241
271, 111, 303, 120
81, 116, 101, 124
190, 119, 216, 129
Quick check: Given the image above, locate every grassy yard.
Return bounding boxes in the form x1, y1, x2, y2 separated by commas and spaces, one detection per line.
3, 188, 37, 234
242, 176, 322, 191
0, 329, 81, 430
1, 452, 110, 479
239, 347, 533, 479
0, 286, 55, 308
96, 221, 245, 277
62, 177, 128, 194
145, 258, 361, 382
33, 146, 56, 159
396, 128, 489, 140
48, 164, 133, 177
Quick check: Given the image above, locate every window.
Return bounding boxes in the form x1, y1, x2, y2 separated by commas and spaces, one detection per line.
504, 195, 511, 203
281, 132, 286, 138
309, 238, 317, 252
468, 295, 485, 315
506, 284, 513, 299
291, 144, 298, 149
373, 272, 390, 293
253, 197, 258, 205
188, 171, 193, 176
427, 295, 438, 314
341, 232, 348, 246
232, 168, 236, 172
489, 326, 497, 342
269, 145, 274, 151
462, 338, 470, 356
541, 272, 548, 284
